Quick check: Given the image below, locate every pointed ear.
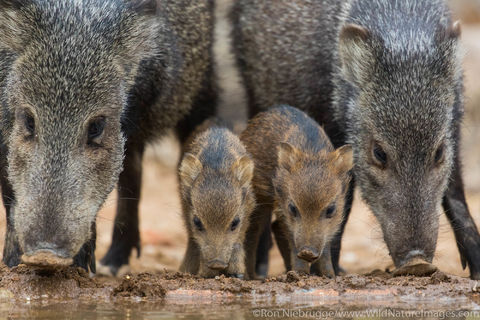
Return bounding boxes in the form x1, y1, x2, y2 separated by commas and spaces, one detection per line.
277, 142, 301, 172
117, 0, 160, 81
329, 145, 353, 175
338, 24, 375, 86
232, 155, 254, 189
126, 0, 157, 14
0, 0, 31, 52
179, 153, 203, 188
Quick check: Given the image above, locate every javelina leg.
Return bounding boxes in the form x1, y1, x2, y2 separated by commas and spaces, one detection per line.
180, 238, 201, 274
330, 177, 355, 275
1, 145, 22, 267
255, 223, 272, 278
227, 242, 246, 279
310, 243, 335, 277
245, 203, 272, 279
73, 222, 96, 273
100, 142, 144, 275
443, 135, 480, 279
272, 218, 292, 271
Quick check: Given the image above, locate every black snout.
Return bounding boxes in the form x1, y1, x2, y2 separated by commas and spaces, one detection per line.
23, 242, 69, 259
297, 246, 319, 262
207, 259, 228, 271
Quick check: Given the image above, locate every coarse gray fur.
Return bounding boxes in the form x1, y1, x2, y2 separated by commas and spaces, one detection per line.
0, 0, 216, 272
231, 0, 480, 278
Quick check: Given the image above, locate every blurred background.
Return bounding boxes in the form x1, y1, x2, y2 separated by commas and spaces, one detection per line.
1, 0, 480, 278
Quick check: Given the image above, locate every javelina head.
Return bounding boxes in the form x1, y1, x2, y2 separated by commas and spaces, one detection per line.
273, 143, 353, 263
338, 19, 462, 267
180, 152, 255, 275
0, 0, 160, 260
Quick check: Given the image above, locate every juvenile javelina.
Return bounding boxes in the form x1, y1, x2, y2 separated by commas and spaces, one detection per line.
0, 0, 216, 274
232, 0, 480, 279
241, 106, 352, 279
179, 126, 255, 278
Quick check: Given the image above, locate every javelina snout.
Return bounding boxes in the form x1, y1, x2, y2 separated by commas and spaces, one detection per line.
297, 246, 319, 263
207, 259, 229, 271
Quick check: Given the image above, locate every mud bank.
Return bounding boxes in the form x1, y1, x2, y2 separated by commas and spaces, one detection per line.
0, 265, 479, 312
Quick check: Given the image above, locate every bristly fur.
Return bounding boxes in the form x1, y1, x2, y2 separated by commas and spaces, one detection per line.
231, 0, 479, 275
240, 106, 352, 278
179, 125, 255, 278
0, 0, 216, 272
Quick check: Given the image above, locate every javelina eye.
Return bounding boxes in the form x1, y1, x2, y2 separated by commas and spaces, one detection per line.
87, 117, 106, 146
24, 112, 35, 136
193, 216, 204, 231
325, 204, 336, 218
434, 144, 444, 165
288, 203, 299, 218
372, 142, 387, 167
230, 217, 240, 231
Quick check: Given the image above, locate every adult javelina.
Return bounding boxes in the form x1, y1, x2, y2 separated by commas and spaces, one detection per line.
0, 0, 216, 274
232, 0, 480, 279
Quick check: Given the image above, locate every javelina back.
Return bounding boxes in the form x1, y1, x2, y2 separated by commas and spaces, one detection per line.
179, 124, 255, 278
232, 0, 480, 279
241, 106, 352, 279
0, 0, 216, 274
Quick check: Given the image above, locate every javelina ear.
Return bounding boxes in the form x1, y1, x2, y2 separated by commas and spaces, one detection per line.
0, 0, 30, 52
127, 0, 157, 14
330, 145, 353, 175
277, 142, 301, 172
179, 153, 203, 188
232, 155, 254, 189
338, 24, 375, 86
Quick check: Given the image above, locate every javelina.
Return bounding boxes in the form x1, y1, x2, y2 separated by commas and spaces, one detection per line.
231, 0, 480, 279
0, 0, 216, 274
179, 125, 255, 278
241, 106, 352, 278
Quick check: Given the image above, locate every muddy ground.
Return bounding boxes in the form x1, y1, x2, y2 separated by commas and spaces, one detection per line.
1, 0, 480, 317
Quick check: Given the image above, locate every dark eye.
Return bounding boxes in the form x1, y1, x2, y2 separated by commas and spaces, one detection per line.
288, 203, 299, 218
193, 216, 204, 231
434, 144, 444, 165
372, 143, 387, 167
23, 112, 35, 136
326, 204, 336, 218
87, 117, 106, 145
230, 217, 240, 231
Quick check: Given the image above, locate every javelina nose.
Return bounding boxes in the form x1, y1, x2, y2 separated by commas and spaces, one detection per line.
22, 243, 73, 267
207, 259, 228, 270
297, 246, 319, 262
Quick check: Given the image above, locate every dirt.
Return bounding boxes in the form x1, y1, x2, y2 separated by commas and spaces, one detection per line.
0, 264, 478, 311
1, 1, 480, 317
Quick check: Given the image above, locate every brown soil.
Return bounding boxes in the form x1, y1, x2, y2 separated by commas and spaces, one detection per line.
1, 264, 479, 311
1, 1, 480, 316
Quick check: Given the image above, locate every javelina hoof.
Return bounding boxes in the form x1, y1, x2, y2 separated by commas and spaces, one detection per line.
392, 258, 438, 277
21, 252, 73, 268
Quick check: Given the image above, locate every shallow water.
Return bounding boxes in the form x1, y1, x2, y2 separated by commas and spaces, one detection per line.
2, 298, 480, 320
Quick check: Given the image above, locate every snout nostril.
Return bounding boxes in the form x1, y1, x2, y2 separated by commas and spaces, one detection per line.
297, 247, 319, 262
207, 260, 228, 271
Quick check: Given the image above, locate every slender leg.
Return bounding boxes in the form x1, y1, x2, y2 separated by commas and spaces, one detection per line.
1, 140, 22, 267
443, 125, 480, 280
227, 242, 245, 279
330, 177, 355, 275
311, 243, 335, 277
100, 141, 144, 275
73, 222, 97, 273
244, 203, 272, 279
272, 218, 292, 271
179, 237, 201, 274
255, 223, 272, 278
